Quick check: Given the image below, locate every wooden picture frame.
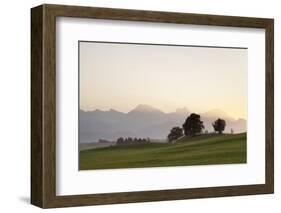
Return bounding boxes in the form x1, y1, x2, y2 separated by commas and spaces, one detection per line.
31, 4, 274, 208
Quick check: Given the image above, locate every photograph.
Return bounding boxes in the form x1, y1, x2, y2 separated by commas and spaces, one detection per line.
30, 4, 274, 208
78, 41, 247, 170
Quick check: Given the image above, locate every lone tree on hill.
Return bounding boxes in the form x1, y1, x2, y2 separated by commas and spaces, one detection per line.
212, 118, 226, 134
168, 127, 183, 142
182, 113, 204, 137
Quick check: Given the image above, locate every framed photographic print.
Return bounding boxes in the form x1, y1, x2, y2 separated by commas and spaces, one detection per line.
31, 4, 274, 208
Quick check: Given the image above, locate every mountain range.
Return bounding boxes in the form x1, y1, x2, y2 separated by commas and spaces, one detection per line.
79, 104, 246, 143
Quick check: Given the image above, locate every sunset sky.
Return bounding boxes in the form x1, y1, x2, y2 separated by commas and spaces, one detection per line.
79, 41, 247, 119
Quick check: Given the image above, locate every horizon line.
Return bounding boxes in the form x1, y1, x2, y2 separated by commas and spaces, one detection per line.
79, 105, 246, 120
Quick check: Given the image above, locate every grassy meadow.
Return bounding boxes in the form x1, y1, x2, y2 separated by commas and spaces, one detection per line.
79, 133, 247, 170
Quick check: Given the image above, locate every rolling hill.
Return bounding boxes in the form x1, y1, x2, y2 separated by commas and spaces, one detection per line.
79, 133, 247, 170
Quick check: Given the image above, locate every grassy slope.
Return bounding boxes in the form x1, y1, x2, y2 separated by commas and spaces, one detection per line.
79, 133, 247, 170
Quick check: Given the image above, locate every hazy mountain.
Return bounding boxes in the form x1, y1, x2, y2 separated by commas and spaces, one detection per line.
175, 107, 189, 114
79, 105, 246, 143
202, 109, 235, 121
129, 104, 164, 114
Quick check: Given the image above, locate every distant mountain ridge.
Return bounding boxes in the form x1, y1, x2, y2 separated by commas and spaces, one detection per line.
202, 109, 234, 120
129, 104, 164, 114
79, 105, 246, 143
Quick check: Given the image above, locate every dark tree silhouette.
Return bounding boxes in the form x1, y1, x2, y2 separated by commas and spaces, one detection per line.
127, 137, 133, 144
168, 127, 183, 142
116, 137, 124, 145
212, 118, 226, 134
116, 137, 150, 145
182, 113, 204, 137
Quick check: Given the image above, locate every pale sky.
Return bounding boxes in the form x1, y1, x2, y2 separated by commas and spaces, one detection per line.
79, 42, 247, 119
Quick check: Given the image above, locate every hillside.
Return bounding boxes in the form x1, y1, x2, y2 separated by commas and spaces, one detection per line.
79, 133, 247, 170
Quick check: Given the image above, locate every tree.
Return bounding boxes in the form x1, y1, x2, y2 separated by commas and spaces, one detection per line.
127, 137, 133, 144
168, 126, 183, 142
212, 118, 226, 134
116, 137, 124, 145
182, 113, 204, 137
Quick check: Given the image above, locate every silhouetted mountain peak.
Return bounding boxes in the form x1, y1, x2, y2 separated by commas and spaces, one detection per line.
129, 104, 164, 114
109, 108, 122, 113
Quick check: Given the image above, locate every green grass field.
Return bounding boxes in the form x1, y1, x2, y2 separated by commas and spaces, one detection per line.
79, 133, 247, 170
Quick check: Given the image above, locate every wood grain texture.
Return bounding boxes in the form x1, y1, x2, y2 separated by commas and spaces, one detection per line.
31, 5, 43, 207
31, 4, 274, 208
265, 20, 274, 193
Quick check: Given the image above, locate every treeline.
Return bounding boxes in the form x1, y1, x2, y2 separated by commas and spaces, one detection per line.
168, 113, 227, 142
116, 137, 151, 145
